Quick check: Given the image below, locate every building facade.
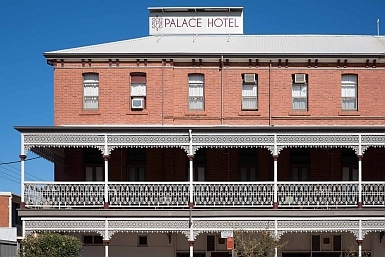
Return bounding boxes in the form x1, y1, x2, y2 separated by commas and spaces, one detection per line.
16, 7, 385, 257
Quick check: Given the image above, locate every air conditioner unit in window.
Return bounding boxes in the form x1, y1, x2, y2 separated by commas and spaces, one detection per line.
244, 73, 256, 83
294, 73, 306, 83
131, 97, 145, 109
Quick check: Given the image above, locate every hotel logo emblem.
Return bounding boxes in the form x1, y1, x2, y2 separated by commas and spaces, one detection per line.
151, 15, 163, 31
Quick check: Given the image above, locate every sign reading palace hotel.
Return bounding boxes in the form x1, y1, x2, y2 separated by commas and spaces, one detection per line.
149, 7, 244, 35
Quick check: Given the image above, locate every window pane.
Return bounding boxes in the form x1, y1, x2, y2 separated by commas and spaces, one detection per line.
85, 167, 93, 181
189, 84, 204, 96
242, 98, 257, 109
84, 97, 98, 109
189, 97, 204, 109
242, 84, 257, 96
292, 98, 306, 110
342, 98, 356, 110
189, 74, 204, 83
131, 83, 146, 96
95, 167, 103, 181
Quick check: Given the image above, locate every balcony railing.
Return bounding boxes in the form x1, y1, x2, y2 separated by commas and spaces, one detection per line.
23, 181, 385, 209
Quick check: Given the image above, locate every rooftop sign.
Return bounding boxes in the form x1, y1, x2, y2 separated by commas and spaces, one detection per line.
149, 7, 243, 35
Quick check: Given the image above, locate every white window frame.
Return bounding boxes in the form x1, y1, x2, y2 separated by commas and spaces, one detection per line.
188, 74, 204, 110
292, 79, 308, 111
131, 73, 147, 110
83, 73, 99, 110
341, 74, 357, 110
242, 74, 258, 110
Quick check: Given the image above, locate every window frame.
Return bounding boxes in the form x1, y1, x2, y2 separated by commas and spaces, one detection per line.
130, 72, 147, 110
241, 73, 258, 110
291, 74, 308, 111
83, 73, 99, 110
341, 74, 358, 111
188, 73, 204, 110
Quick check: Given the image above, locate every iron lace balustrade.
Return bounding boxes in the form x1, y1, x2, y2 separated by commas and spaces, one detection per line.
194, 182, 274, 207
23, 181, 385, 209
24, 182, 105, 208
108, 182, 189, 207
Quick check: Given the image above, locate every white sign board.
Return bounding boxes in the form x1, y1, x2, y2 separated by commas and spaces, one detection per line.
221, 230, 234, 238
149, 10, 243, 35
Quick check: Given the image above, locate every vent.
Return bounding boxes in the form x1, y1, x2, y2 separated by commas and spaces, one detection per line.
131, 97, 145, 109
294, 74, 306, 83
244, 73, 256, 83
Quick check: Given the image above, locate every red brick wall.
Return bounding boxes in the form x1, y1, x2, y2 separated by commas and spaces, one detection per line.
0, 195, 10, 227
53, 61, 385, 126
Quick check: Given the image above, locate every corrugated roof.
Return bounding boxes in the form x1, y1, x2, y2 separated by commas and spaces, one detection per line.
44, 34, 385, 58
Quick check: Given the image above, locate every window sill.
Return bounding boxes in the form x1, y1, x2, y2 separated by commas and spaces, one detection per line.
238, 110, 261, 116
126, 110, 149, 115
288, 111, 310, 116
338, 111, 361, 116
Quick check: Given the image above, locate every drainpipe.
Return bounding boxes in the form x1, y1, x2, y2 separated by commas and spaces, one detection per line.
162, 59, 165, 126
269, 61, 272, 126
220, 55, 224, 124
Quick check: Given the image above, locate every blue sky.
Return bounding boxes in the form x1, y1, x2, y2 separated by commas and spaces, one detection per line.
0, 0, 384, 195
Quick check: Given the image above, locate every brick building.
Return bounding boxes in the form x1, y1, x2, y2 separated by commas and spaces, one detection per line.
16, 7, 384, 257
0, 192, 21, 257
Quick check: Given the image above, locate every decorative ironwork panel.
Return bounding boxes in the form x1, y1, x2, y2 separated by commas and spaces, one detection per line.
194, 220, 274, 230
193, 134, 274, 145
362, 182, 385, 206
107, 134, 189, 145
278, 182, 358, 208
109, 183, 189, 207
277, 220, 359, 231
277, 135, 359, 145
194, 183, 273, 207
361, 135, 385, 145
24, 220, 105, 230
24, 182, 104, 208
109, 220, 188, 229
24, 134, 105, 144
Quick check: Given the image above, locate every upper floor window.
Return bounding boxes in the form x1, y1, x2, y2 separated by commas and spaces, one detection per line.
83, 73, 99, 110
292, 73, 308, 111
188, 74, 204, 110
242, 74, 258, 110
130, 73, 146, 110
341, 74, 357, 110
